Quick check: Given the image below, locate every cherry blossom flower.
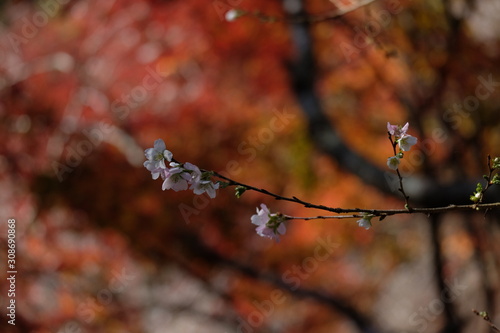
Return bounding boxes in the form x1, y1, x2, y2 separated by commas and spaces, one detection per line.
387, 156, 400, 170
144, 139, 173, 171
387, 122, 417, 151
386, 123, 418, 171
183, 162, 202, 183
149, 167, 169, 180
387, 122, 409, 138
251, 203, 271, 226
251, 204, 286, 242
144, 140, 222, 198
183, 162, 219, 198
162, 162, 189, 191
190, 180, 220, 198
255, 224, 285, 241
397, 134, 418, 151
356, 215, 373, 229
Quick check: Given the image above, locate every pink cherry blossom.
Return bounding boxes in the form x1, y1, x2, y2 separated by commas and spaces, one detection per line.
251, 204, 286, 242
398, 134, 418, 151
251, 204, 271, 226
255, 223, 286, 242
387, 122, 409, 138
162, 163, 189, 191
356, 215, 372, 229
144, 139, 173, 170
190, 180, 220, 198
387, 156, 400, 170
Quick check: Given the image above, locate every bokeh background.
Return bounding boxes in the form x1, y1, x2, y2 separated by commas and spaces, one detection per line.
1, 0, 500, 332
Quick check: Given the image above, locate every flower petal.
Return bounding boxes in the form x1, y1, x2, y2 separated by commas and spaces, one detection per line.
144, 148, 154, 160
398, 135, 418, 151
153, 139, 166, 151
387, 156, 400, 170
163, 150, 173, 162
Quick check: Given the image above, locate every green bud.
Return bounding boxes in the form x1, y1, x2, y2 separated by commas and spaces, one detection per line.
217, 181, 229, 189
235, 186, 247, 198
479, 311, 490, 319
201, 171, 214, 181
493, 157, 500, 169
397, 152, 404, 158
470, 191, 481, 203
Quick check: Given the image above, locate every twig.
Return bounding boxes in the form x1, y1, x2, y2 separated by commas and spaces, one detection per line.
211, 170, 500, 218
388, 132, 412, 210
475, 155, 498, 205
285, 214, 363, 220
473, 309, 500, 332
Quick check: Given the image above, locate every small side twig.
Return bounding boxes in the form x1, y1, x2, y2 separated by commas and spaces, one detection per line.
471, 155, 500, 207
388, 132, 412, 211
473, 309, 500, 332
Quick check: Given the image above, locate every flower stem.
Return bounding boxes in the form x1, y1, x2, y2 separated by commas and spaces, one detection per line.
388, 132, 412, 211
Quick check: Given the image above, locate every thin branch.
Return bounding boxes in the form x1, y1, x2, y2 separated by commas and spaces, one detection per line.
474, 155, 499, 206
429, 215, 461, 333
211, 170, 500, 218
473, 310, 500, 332
285, 214, 362, 220
388, 132, 412, 210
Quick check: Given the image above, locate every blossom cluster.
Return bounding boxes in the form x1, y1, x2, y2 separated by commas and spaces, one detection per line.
251, 204, 287, 242
144, 121, 418, 239
386, 122, 418, 170
144, 139, 219, 198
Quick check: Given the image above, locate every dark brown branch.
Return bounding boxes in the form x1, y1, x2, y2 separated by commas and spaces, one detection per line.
429, 215, 462, 333
212, 169, 500, 218
467, 215, 498, 319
